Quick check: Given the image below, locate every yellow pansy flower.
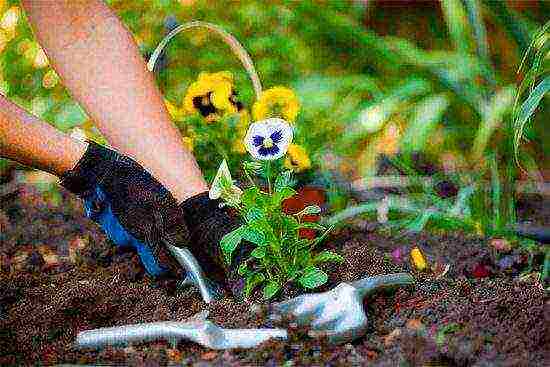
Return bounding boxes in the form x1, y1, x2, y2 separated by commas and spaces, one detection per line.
284, 144, 311, 172
183, 71, 242, 122
252, 86, 300, 123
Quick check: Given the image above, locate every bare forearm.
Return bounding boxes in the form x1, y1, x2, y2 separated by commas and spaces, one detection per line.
0, 95, 87, 177
21, 0, 207, 202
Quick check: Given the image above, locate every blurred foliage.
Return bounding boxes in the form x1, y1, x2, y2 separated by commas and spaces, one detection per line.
1, 0, 548, 236
513, 20, 549, 170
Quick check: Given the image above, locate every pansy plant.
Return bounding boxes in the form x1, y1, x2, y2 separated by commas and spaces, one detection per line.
211, 117, 343, 300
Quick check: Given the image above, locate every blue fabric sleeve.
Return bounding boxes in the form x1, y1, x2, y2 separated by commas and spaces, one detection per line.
83, 186, 167, 277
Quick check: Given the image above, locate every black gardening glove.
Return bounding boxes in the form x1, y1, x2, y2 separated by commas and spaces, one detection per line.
179, 192, 254, 296
59, 141, 188, 281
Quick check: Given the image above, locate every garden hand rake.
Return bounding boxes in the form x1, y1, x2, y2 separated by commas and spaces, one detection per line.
259, 273, 415, 344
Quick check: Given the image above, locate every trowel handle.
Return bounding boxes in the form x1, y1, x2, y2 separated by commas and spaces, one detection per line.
76, 322, 189, 349
351, 273, 415, 298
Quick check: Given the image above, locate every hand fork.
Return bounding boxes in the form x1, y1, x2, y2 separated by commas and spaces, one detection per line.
259, 273, 415, 344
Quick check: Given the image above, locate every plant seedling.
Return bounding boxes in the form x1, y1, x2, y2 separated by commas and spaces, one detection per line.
212, 118, 343, 300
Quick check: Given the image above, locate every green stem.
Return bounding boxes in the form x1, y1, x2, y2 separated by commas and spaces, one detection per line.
265, 161, 272, 194
244, 169, 256, 188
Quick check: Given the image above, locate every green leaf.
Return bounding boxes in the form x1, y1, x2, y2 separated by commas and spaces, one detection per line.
242, 187, 259, 207
295, 249, 312, 267
313, 251, 344, 263
238, 262, 250, 276
298, 266, 328, 289
287, 265, 300, 280
53, 103, 88, 131
440, 0, 472, 54
514, 76, 550, 158
275, 170, 294, 192
405, 210, 434, 233
296, 205, 322, 216
250, 247, 267, 259
246, 207, 264, 222
400, 94, 449, 153
280, 215, 300, 233
242, 161, 263, 174
299, 222, 326, 231
244, 273, 265, 298
220, 225, 246, 264
473, 85, 515, 158
262, 281, 282, 299
247, 218, 275, 241
241, 226, 267, 246
324, 202, 379, 226
272, 187, 296, 208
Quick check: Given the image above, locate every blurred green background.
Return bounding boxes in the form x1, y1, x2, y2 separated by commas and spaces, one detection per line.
0, 0, 548, 237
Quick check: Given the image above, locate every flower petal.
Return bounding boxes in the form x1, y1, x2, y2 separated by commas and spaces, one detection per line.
209, 159, 232, 200
244, 118, 293, 160
270, 129, 283, 143
258, 144, 280, 157
253, 135, 264, 147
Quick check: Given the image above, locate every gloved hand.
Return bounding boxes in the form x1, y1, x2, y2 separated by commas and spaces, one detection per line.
179, 192, 254, 295
60, 141, 188, 279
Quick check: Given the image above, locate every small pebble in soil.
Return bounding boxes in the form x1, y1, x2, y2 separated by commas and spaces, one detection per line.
391, 247, 405, 264
471, 263, 491, 278
201, 351, 218, 361
490, 238, 511, 252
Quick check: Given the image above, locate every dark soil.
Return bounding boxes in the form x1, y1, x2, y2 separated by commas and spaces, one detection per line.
1, 180, 548, 366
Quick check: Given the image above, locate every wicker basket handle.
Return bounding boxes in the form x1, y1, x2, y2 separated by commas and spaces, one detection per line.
147, 20, 263, 101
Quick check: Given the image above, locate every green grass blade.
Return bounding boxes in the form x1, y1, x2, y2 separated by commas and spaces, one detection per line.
513, 76, 550, 162
463, 0, 496, 87
401, 93, 450, 153
441, 0, 473, 54
473, 85, 516, 158
463, 0, 490, 62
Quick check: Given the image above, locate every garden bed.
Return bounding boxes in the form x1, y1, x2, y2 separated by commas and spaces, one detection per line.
0, 182, 547, 366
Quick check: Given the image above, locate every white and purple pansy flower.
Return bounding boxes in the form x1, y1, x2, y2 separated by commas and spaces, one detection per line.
244, 118, 293, 160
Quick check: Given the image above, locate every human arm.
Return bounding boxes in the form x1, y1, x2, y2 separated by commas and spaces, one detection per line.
0, 94, 87, 176
21, 0, 208, 203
